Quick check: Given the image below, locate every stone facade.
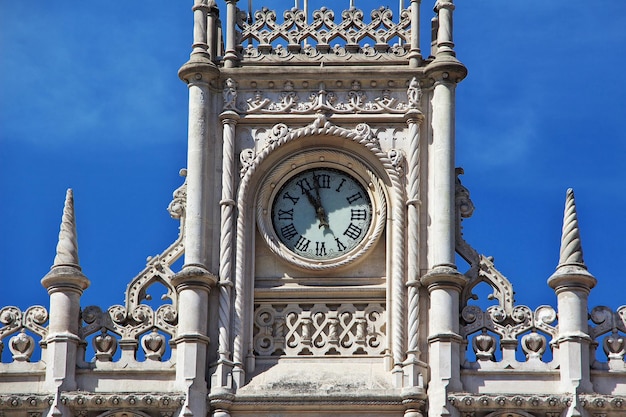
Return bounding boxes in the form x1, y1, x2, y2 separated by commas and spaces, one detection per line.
1, 1, 624, 417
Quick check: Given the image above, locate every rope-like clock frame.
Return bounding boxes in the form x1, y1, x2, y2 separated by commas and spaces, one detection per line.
255, 149, 387, 270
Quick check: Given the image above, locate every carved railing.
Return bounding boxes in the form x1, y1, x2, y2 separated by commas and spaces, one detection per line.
0, 305, 48, 364
460, 257, 558, 369
589, 305, 626, 370
253, 303, 386, 356
78, 172, 187, 365
235, 6, 413, 64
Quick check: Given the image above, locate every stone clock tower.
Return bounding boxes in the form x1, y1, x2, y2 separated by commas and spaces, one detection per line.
175, 0, 466, 416
3, 1, 625, 417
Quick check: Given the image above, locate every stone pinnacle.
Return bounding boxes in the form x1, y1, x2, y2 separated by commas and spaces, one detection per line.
557, 188, 586, 270
548, 188, 596, 290
52, 189, 81, 270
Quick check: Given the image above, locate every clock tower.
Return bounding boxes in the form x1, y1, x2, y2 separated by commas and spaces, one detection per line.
176, 0, 466, 416
3, 1, 625, 417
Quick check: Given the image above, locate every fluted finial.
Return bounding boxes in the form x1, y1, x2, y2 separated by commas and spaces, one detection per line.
557, 188, 586, 269
52, 189, 81, 270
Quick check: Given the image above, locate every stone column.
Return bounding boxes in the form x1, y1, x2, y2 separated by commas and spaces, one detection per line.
209, 108, 240, 417
41, 189, 90, 415
429, 75, 456, 270
173, 82, 218, 414
422, 69, 466, 417
176, 5, 221, 414
548, 189, 596, 415
403, 83, 427, 416
408, 0, 422, 68
172, 270, 217, 417
191, 0, 211, 61
206, 1, 219, 61
223, 0, 239, 68
434, 0, 455, 58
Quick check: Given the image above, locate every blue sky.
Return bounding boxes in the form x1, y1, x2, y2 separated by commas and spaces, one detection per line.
1, 1, 625, 315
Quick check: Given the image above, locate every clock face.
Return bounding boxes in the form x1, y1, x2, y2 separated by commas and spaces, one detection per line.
271, 168, 373, 260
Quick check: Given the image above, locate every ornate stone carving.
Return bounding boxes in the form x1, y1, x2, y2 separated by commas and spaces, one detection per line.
242, 81, 410, 115
223, 78, 238, 111
0, 305, 48, 362
590, 305, 626, 368
253, 303, 385, 356
237, 6, 411, 64
234, 114, 406, 369
449, 393, 568, 414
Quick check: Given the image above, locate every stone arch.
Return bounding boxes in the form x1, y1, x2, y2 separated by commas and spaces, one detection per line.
230, 113, 407, 374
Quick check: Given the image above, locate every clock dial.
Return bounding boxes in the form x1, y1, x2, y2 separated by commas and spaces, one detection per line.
271, 168, 372, 260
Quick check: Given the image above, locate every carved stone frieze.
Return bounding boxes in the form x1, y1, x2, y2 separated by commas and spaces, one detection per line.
237, 80, 411, 115
253, 303, 386, 356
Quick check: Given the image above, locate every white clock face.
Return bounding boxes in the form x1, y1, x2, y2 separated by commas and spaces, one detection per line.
271, 168, 373, 260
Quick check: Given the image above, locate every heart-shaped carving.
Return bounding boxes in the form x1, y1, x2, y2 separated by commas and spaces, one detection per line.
10, 332, 32, 353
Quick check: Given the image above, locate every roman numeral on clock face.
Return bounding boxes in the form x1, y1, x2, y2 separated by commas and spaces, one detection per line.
350, 208, 367, 221
294, 235, 311, 251
296, 178, 313, 194
315, 241, 327, 256
335, 178, 346, 192
277, 208, 294, 220
282, 192, 300, 205
313, 173, 331, 189
280, 223, 298, 240
346, 191, 363, 204
343, 223, 362, 240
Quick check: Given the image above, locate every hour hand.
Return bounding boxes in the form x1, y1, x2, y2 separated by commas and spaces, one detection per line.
316, 206, 329, 229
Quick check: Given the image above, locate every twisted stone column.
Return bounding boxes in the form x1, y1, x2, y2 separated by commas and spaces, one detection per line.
209, 110, 240, 417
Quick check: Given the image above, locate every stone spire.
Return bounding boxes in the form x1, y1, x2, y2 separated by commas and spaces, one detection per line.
41, 189, 89, 394
557, 188, 586, 269
548, 188, 596, 291
42, 188, 89, 292
52, 188, 81, 269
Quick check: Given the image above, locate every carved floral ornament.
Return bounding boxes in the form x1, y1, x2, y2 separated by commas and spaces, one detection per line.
222, 77, 422, 115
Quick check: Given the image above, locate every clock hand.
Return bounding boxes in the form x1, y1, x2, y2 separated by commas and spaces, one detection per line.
301, 186, 328, 228
302, 186, 318, 209
312, 173, 329, 229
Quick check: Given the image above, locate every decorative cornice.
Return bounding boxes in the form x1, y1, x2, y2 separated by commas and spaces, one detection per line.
448, 393, 569, 412
0, 393, 185, 412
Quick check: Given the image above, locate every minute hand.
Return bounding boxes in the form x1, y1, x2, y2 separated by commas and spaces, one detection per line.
312, 174, 329, 228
